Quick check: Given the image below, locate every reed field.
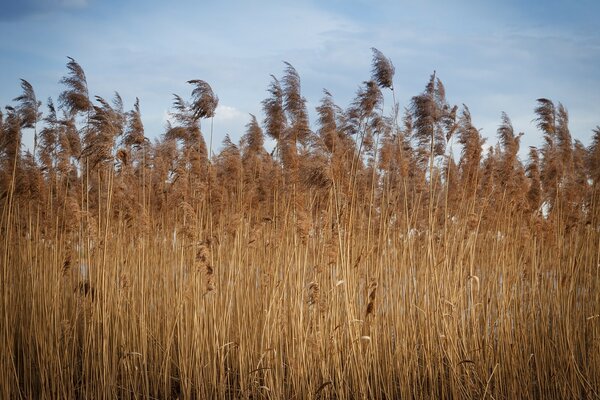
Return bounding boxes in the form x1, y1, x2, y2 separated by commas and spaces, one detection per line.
1, 50, 600, 399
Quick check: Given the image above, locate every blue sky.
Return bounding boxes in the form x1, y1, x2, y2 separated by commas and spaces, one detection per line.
1, 0, 599, 156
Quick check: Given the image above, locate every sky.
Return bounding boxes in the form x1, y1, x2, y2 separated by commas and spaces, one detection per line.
1, 0, 599, 158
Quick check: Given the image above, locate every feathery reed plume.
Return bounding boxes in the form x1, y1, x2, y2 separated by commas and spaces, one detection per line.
370, 48, 395, 90
13, 79, 42, 157
240, 114, 270, 208
410, 72, 454, 169
195, 241, 214, 292
305, 156, 332, 189
85, 93, 125, 168
282, 62, 311, 145
38, 99, 59, 176
348, 81, 383, 133
18, 151, 44, 201
166, 85, 210, 192
188, 80, 218, 121
479, 146, 497, 199
556, 103, 574, 176
55, 114, 81, 174
170, 94, 191, 126
316, 90, 340, 154
241, 114, 265, 157
0, 107, 22, 172
526, 147, 542, 212
457, 106, 485, 189
123, 98, 146, 148
215, 135, 242, 193
58, 57, 91, 117
535, 98, 564, 210
13, 79, 41, 130
497, 112, 520, 156
262, 75, 287, 144
496, 112, 525, 197
535, 98, 556, 139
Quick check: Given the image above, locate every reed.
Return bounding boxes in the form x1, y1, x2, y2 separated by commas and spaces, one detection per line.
1, 51, 599, 399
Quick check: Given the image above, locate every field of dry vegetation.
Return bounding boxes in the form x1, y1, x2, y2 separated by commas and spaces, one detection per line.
1, 49, 600, 399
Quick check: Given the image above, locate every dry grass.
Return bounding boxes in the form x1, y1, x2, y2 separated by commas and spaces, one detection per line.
1, 51, 600, 399
1, 194, 599, 399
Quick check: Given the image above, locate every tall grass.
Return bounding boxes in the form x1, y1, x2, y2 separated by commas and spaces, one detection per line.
1, 51, 599, 398
2, 188, 599, 398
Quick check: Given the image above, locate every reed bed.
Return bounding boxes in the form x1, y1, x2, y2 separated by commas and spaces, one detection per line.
2, 195, 599, 399
1, 50, 600, 398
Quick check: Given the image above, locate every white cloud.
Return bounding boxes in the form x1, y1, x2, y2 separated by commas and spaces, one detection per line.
211, 105, 249, 147
214, 105, 245, 122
